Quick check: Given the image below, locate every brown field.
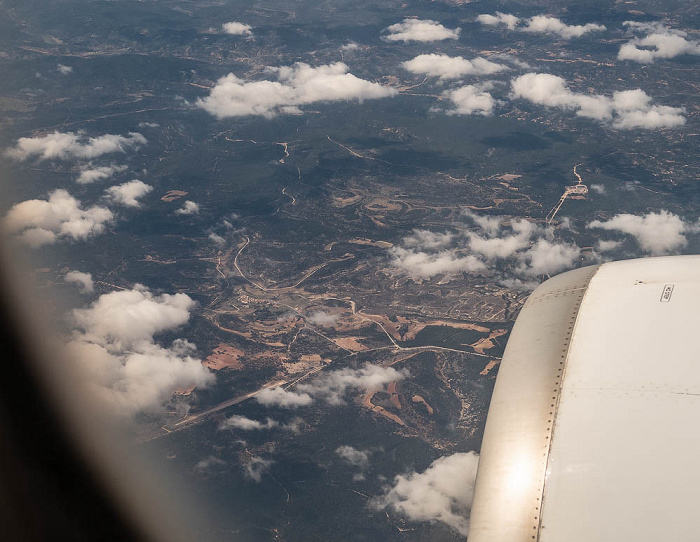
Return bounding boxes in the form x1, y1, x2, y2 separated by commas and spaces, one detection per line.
173, 385, 195, 396
469, 328, 508, 354
348, 238, 393, 248
387, 381, 402, 409
479, 359, 500, 376
161, 189, 188, 202
333, 337, 368, 351
203, 343, 244, 370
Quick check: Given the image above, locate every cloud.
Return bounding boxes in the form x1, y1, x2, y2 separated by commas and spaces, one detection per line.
476, 12, 519, 31
4, 189, 113, 247
465, 212, 583, 277
219, 415, 303, 432
521, 15, 605, 39
336, 445, 370, 469
105, 180, 153, 207
76, 164, 128, 185
256, 364, 407, 408
590, 183, 606, 194
243, 456, 273, 483
256, 386, 313, 408
194, 456, 226, 473
220, 415, 280, 430
71, 286, 194, 348
466, 218, 538, 259
402, 54, 508, 80
402, 230, 454, 249
463, 210, 502, 236
373, 452, 480, 536
443, 84, 497, 116
390, 226, 487, 279
390, 247, 486, 279
619, 21, 700, 63
298, 364, 407, 405
341, 42, 359, 53
208, 233, 225, 245
477, 13, 605, 39
390, 211, 590, 285
517, 238, 582, 276
596, 239, 621, 252
57, 64, 73, 75
382, 19, 460, 43
6, 131, 146, 161
222, 21, 252, 36
307, 310, 339, 327
175, 201, 199, 215
196, 62, 396, 118
511, 73, 686, 129
66, 285, 214, 417
587, 211, 693, 255
65, 271, 94, 294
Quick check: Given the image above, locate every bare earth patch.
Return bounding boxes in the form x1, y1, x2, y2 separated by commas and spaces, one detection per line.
204, 343, 244, 370
161, 190, 188, 202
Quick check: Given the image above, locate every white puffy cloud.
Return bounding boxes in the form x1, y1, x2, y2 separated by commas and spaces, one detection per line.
619, 21, 700, 64
65, 270, 94, 294
256, 386, 313, 408
402, 54, 508, 80
219, 415, 302, 432
196, 62, 396, 118
390, 247, 486, 279
222, 21, 252, 36
587, 211, 693, 255
590, 183, 606, 194
256, 364, 407, 408
76, 164, 128, 185
175, 201, 199, 215
402, 230, 454, 249
208, 233, 225, 246
464, 212, 583, 277
443, 83, 497, 116
391, 212, 587, 285
476, 12, 520, 31
220, 415, 280, 430
517, 238, 582, 276
66, 285, 214, 417
511, 73, 686, 129
463, 210, 502, 236
307, 310, 339, 327
298, 364, 407, 405
382, 19, 460, 43
6, 131, 146, 161
373, 452, 480, 536
4, 189, 113, 247
105, 180, 153, 207
467, 218, 538, 259
521, 15, 605, 39
57, 64, 73, 75
597, 239, 621, 252
243, 456, 273, 482
477, 13, 605, 39
390, 225, 486, 279
72, 286, 194, 348
336, 445, 370, 468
